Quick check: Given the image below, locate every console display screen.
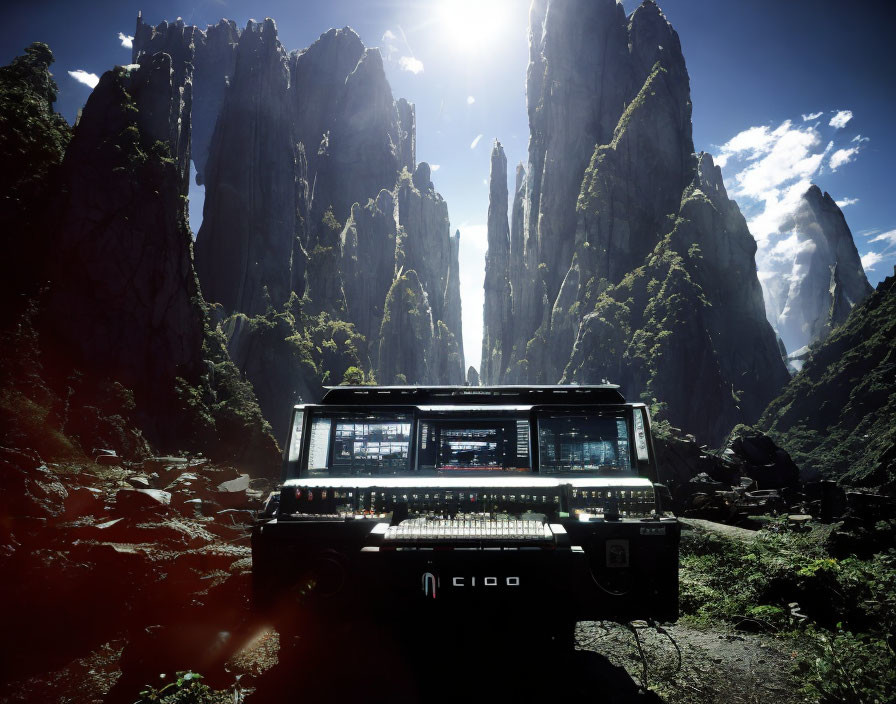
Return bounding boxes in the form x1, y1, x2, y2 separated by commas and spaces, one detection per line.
417, 418, 531, 473
306, 412, 412, 476
537, 412, 634, 475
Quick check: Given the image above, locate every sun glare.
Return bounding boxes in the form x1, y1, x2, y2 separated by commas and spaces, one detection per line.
437, 0, 509, 54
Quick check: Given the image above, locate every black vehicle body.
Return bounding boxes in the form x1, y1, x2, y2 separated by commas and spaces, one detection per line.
252, 385, 680, 636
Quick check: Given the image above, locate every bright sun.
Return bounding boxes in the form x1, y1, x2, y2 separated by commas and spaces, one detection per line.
437, 0, 510, 54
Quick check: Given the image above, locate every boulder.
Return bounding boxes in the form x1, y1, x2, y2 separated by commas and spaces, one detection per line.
114, 488, 172, 515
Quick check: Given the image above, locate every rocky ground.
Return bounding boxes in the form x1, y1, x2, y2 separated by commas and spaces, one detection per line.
1, 450, 819, 703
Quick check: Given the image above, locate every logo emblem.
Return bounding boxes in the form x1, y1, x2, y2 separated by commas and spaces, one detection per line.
422, 572, 438, 599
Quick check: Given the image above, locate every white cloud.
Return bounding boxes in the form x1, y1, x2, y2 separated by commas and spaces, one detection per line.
470, 133, 483, 149
466, 95, 475, 105
718, 113, 867, 242
716, 109, 876, 351
869, 229, 896, 247
398, 56, 424, 74
860, 251, 884, 271
734, 127, 828, 200
382, 30, 397, 41
829, 110, 853, 129
835, 197, 859, 208
68, 70, 99, 88
716, 124, 779, 162
118, 32, 134, 49
767, 232, 816, 263
430, 164, 440, 171
746, 179, 814, 242
852, 134, 870, 143
829, 147, 858, 171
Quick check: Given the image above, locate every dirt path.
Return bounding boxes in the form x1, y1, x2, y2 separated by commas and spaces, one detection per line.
575, 621, 804, 703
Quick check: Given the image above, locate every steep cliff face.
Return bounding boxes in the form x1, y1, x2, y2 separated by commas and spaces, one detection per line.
38, 51, 277, 471
484, 0, 787, 443
339, 166, 465, 385
133, 14, 238, 186
46, 56, 202, 421
311, 47, 402, 228
763, 185, 873, 355
377, 270, 435, 384
195, 19, 299, 317
759, 270, 896, 491
481, 141, 513, 382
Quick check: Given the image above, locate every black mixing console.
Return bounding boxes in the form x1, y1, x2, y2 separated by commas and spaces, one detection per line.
252, 385, 680, 639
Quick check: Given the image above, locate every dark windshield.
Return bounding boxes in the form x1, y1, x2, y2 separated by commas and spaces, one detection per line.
536, 412, 634, 475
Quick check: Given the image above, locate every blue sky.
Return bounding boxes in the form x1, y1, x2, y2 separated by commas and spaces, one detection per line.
2, 0, 893, 370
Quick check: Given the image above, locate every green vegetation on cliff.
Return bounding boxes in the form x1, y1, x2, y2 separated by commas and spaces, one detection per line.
0, 43, 71, 322
759, 273, 896, 490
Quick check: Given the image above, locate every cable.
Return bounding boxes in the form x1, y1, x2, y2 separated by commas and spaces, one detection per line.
626, 621, 649, 691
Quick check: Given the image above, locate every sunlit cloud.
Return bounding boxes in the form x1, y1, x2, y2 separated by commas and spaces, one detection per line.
430, 164, 441, 171
467, 96, 475, 105
852, 134, 870, 143
829, 146, 858, 171
869, 229, 896, 247
470, 134, 483, 149
68, 69, 99, 88
716, 114, 867, 242
382, 30, 396, 41
118, 32, 134, 49
767, 232, 816, 263
398, 56, 424, 74
829, 110, 853, 129
715, 110, 874, 351
860, 251, 885, 271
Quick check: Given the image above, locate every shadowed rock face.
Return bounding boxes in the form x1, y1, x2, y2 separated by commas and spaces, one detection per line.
195, 18, 298, 317
483, 0, 788, 444
46, 57, 202, 430
763, 185, 873, 355
340, 166, 465, 385
38, 49, 278, 472
132, 15, 464, 442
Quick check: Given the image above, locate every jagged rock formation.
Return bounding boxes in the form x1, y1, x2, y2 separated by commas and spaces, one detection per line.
759, 269, 896, 491
762, 185, 873, 355
194, 19, 300, 316
45, 57, 201, 435
481, 141, 512, 381
132, 17, 464, 443
482, 0, 788, 444
36, 49, 277, 472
